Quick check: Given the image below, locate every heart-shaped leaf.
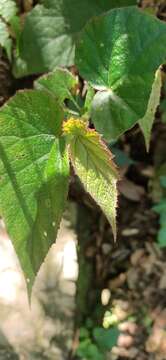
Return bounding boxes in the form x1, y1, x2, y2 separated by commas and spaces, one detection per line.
63, 118, 119, 238
0, 90, 70, 292
18, 0, 137, 76
76, 7, 166, 141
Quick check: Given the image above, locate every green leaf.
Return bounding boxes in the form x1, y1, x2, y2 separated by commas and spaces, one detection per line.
0, 0, 18, 61
34, 68, 78, 104
0, 90, 70, 292
0, 19, 9, 46
76, 7, 166, 141
139, 68, 162, 151
10, 14, 22, 44
160, 176, 166, 188
35, 68, 82, 117
83, 85, 95, 115
93, 327, 119, 351
111, 147, 134, 167
153, 200, 166, 216
12, 56, 29, 79
76, 338, 104, 360
157, 227, 166, 248
18, 0, 137, 76
153, 198, 166, 248
63, 118, 119, 238
0, 19, 12, 60
0, 0, 17, 22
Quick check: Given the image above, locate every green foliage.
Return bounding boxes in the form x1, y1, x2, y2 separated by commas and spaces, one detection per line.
111, 147, 134, 167
77, 338, 104, 360
0, 81, 118, 292
0, 90, 70, 291
159, 81, 166, 123
0, 20, 12, 59
139, 68, 162, 151
83, 85, 95, 116
93, 327, 119, 351
63, 118, 119, 239
34, 68, 83, 119
18, 0, 136, 76
76, 326, 119, 359
153, 172, 166, 248
76, 7, 166, 143
34, 68, 78, 104
160, 99, 166, 123
0, 0, 19, 60
154, 199, 166, 247
0, 3, 166, 295
0, 0, 17, 22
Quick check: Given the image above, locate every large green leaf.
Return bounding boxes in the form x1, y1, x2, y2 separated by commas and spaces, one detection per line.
76, 7, 166, 141
0, 90, 70, 291
63, 118, 119, 238
18, 0, 136, 76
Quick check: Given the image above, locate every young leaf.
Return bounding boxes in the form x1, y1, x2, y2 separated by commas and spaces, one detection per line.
76, 7, 166, 141
0, 90, 70, 292
34, 68, 78, 104
18, 0, 137, 76
139, 68, 162, 151
63, 118, 119, 238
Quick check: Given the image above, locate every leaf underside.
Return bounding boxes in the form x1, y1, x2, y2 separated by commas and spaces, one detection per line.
63, 118, 119, 238
0, 90, 70, 292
